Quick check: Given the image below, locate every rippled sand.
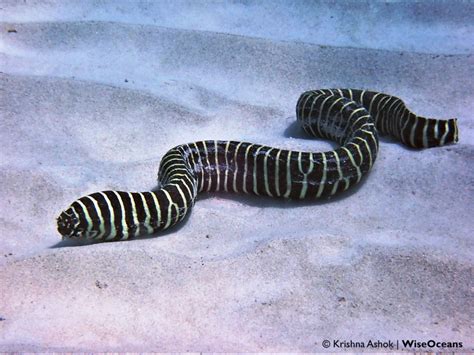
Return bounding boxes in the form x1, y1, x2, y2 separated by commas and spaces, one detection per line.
1, 1, 473, 351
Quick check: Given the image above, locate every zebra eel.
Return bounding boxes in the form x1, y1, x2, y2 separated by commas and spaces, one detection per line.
57, 89, 459, 242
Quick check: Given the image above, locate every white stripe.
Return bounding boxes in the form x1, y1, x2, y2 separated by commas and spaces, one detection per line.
162, 189, 177, 229
400, 107, 411, 145
99, 192, 116, 241
138, 192, 154, 234
298, 152, 314, 199
169, 183, 188, 221
283, 151, 292, 198
341, 146, 362, 184
112, 191, 129, 240
316, 152, 327, 198
68, 206, 81, 238
368, 92, 382, 116
224, 141, 231, 192
359, 90, 366, 106
75, 199, 94, 238
169, 173, 194, 201
422, 119, 429, 148
384, 98, 399, 135
361, 129, 378, 154
253, 146, 264, 195
242, 144, 254, 194
203, 142, 213, 192
232, 142, 244, 193
343, 107, 366, 137
331, 151, 342, 195
376, 96, 392, 130
275, 149, 282, 196
434, 120, 439, 140
410, 115, 419, 147
454, 119, 458, 142
391, 100, 404, 138
85, 195, 105, 239
214, 140, 220, 191
348, 142, 364, 167
128, 193, 140, 238
440, 121, 449, 146
150, 192, 161, 229
160, 155, 183, 181
264, 148, 274, 197
355, 137, 373, 168
349, 114, 371, 134
183, 175, 195, 201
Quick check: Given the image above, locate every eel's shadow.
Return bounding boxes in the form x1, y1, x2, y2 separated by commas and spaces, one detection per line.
283, 121, 338, 149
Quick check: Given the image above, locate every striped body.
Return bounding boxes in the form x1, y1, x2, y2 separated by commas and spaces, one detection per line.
57, 89, 459, 242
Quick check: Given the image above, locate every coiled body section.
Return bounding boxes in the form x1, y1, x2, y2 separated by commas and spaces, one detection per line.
57, 89, 458, 242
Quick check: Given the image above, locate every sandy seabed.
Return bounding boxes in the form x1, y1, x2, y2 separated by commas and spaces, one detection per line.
0, 1, 473, 352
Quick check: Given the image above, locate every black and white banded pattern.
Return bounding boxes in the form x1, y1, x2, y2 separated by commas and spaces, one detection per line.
57, 89, 459, 242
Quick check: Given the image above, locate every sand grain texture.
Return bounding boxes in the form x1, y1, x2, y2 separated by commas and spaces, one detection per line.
0, 1, 473, 352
